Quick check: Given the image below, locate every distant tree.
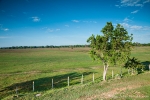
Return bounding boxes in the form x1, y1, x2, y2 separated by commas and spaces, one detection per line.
87, 22, 133, 81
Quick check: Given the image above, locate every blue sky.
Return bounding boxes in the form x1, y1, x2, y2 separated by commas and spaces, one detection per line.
0, 0, 150, 47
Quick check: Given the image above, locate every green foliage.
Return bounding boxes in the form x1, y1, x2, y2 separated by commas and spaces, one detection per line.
87, 22, 133, 65
124, 57, 144, 74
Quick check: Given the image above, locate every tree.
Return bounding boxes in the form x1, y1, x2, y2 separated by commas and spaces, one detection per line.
87, 22, 133, 81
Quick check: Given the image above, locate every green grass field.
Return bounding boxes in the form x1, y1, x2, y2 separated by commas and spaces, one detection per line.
0, 47, 150, 99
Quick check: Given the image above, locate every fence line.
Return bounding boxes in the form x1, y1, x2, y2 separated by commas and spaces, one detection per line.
14, 72, 117, 94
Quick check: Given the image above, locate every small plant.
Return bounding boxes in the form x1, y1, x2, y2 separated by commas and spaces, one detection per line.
124, 57, 144, 75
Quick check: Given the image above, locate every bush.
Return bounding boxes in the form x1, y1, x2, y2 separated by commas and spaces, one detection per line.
124, 57, 144, 75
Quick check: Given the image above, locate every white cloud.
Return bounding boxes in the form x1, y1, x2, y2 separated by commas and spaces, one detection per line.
47, 29, 54, 32
43, 27, 60, 33
0, 24, 9, 31
72, 20, 79, 23
143, 0, 150, 4
83, 20, 97, 23
120, 22, 150, 31
120, 22, 130, 28
120, 23, 150, 43
65, 25, 69, 27
56, 29, 60, 31
32, 17, 40, 22
130, 25, 142, 30
118, 0, 150, 7
93, 21, 97, 23
135, 4, 143, 7
123, 17, 131, 22
121, 0, 141, 6
3, 28, 9, 31
131, 10, 139, 14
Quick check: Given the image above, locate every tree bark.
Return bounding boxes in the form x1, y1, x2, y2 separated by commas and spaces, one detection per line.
103, 64, 108, 81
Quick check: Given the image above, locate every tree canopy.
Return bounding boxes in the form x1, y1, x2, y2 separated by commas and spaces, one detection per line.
87, 22, 133, 81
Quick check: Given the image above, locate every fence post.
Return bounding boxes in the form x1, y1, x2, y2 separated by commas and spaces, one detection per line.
81, 74, 83, 84
128, 68, 130, 74
112, 70, 114, 79
120, 67, 122, 77
93, 73, 94, 82
68, 76, 70, 86
16, 86, 18, 97
52, 78, 53, 89
33, 81, 34, 92
149, 64, 150, 71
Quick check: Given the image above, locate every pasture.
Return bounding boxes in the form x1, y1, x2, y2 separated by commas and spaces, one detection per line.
0, 47, 150, 99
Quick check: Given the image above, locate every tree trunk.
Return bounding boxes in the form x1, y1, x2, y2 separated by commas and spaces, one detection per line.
103, 64, 108, 81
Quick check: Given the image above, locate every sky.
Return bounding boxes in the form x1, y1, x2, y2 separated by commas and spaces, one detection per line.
0, 0, 150, 47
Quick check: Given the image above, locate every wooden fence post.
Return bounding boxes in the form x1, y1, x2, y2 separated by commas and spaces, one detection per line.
33, 81, 34, 92
68, 76, 69, 86
93, 73, 94, 82
149, 64, 150, 71
16, 86, 18, 97
120, 67, 122, 77
52, 79, 53, 89
81, 74, 83, 84
112, 70, 114, 79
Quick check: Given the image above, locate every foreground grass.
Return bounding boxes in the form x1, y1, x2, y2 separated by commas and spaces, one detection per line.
0, 47, 150, 99
44, 72, 150, 100
4, 72, 150, 100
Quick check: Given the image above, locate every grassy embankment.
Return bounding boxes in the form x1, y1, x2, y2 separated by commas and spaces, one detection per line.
0, 47, 150, 99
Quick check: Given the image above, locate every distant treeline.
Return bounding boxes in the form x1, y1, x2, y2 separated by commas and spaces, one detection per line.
1, 43, 150, 49
0, 45, 90, 49
132, 42, 150, 46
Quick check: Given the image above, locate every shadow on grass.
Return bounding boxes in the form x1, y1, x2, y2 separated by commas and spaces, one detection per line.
142, 61, 150, 71
0, 71, 94, 99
